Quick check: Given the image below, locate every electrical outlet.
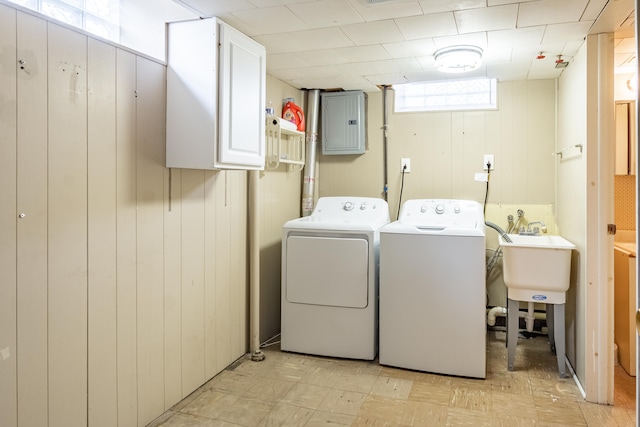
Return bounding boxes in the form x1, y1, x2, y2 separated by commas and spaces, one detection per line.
483, 154, 495, 171
401, 158, 411, 173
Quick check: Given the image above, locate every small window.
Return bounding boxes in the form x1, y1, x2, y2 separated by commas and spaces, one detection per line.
8, 0, 120, 42
394, 78, 498, 112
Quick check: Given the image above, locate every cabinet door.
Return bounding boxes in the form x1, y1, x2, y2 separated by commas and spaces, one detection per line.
166, 18, 217, 169
218, 21, 266, 169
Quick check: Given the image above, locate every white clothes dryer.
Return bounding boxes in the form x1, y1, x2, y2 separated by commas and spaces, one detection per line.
379, 199, 486, 378
281, 197, 390, 360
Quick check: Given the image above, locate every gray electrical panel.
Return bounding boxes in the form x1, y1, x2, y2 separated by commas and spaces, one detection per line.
321, 91, 367, 155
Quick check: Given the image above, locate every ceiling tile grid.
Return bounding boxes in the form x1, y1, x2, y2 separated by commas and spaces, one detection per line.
173, 0, 635, 91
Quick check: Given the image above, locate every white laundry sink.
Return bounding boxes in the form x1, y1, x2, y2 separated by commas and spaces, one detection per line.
498, 234, 576, 304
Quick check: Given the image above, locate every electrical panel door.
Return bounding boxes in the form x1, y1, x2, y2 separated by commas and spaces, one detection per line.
321, 91, 366, 155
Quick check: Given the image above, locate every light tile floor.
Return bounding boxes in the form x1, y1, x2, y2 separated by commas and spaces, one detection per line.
148, 330, 636, 426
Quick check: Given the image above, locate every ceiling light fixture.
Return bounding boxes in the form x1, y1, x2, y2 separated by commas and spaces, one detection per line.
434, 45, 483, 73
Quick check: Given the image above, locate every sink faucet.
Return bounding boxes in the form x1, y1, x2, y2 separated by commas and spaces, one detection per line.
520, 221, 547, 235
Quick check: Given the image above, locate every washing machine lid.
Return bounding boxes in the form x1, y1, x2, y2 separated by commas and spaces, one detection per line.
382, 199, 485, 236
284, 197, 390, 231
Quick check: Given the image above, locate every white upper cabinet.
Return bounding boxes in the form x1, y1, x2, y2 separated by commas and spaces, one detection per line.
166, 18, 266, 170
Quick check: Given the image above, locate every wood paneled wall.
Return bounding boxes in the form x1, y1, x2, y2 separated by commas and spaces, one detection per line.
0, 4, 248, 426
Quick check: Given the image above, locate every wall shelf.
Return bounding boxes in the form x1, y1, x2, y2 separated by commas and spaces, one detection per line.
266, 117, 305, 171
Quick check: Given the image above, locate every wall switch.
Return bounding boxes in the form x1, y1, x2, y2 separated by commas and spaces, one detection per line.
483, 154, 495, 171
401, 158, 411, 173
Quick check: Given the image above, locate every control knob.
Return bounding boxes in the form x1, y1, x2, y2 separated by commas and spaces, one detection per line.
344, 202, 354, 211
435, 204, 445, 214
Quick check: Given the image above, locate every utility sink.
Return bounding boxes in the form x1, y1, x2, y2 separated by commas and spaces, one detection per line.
498, 234, 576, 304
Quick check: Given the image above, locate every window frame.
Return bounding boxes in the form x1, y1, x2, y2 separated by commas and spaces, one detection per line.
393, 77, 499, 113
8, 0, 120, 42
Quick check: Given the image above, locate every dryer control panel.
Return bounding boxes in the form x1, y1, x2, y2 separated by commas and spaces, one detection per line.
311, 197, 390, 226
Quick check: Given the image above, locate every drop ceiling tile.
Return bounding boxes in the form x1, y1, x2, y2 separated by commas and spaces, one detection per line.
616, 37, 637, 54
527, 64, 563, 80
481, 46, 512, 64
254, 32, 309, 53
432, 32, 488, 50
486, 62, 529, 81
295, 49, 349, 66
370, 58, 424, 74
231, 6, 310, 35
174, 0, 256, 16
454, 4, 518, 34
615, 52, 636, 69
517, 0, 589, 27
561, 40, 585, 56
402, 70, 440, 82
336, 45, 393, 62
287, 0, 364, 28
254, 27, 354, 53
272, 68, 307, 80
249, 0, 311, 6
266, 53, 310, 70
346, 0, 422, 22
416, 55, 435, 69
332, 61, 384, 76
542, 22, 593, 44
338, 77, 381, 92
582, 0, 609, 21
418, 0, 486, 14
288, 75, 367, 91
395, 12, 458, 40
293, 65, 342, 78
365, 73, 409, 86
487, 26, 545, 49
341, 20, 405, 46
421, 66, 488, 79
383, 39, 437, 59
217, 15, 261, 36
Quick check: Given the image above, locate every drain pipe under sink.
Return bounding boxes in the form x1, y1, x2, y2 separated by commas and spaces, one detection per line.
487, 304, 545, 332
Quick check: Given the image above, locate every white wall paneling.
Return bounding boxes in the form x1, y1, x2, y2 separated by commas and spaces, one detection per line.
0, 5, 18, 427
115, 47, 139, 427
16, 10, 49, 427
87, 37, 118, 427
0, 4, 250, 426
47, 22, 89, 427
135, 56, 167, 425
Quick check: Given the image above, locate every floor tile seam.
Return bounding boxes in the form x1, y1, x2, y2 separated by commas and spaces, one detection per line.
405, 395, 451, 407
330, 385, 375, 394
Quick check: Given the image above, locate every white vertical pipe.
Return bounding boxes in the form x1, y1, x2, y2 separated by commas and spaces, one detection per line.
302, 89, 321, 216
526, 302, 535, 332
249, 170, 264, 361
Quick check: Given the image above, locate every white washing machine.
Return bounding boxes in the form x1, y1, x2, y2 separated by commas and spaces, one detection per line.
281, 196, 389, 360
379, 199, 486, 378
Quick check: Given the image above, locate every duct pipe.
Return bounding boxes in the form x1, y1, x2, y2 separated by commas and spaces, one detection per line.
248, 170, 264, 361
302, 89, 321, 217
